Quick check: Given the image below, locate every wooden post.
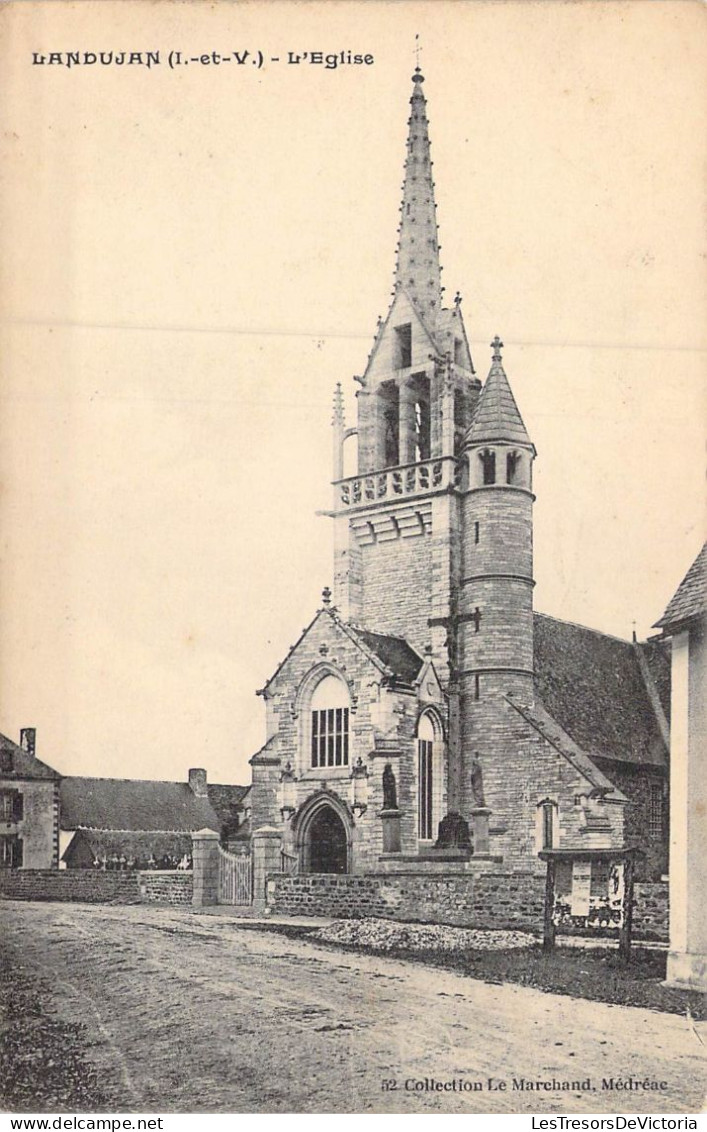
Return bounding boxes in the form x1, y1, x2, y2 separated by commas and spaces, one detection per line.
619, 854, 635, 963
543, 855, 557, 951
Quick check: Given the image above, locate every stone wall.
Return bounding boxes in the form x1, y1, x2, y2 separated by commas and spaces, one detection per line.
593, 760, 668, 881
137, 871, 193, 906
0, 868, 194, 907
267, 872, 669, 940
268, 871, 545, 931
633, 881, 669, 941
0, 868, 140, 903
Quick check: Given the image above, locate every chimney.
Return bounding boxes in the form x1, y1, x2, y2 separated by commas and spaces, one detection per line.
20, 728, 36, 758
188, 767, 208, 798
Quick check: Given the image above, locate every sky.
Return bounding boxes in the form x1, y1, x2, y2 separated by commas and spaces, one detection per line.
0, 1, 704, 785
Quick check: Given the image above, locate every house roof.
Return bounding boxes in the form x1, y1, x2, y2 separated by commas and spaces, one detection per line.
0, 732, 60, 781
533, 613, 669, 768
62, 829, 193, 864
465, 343, 532, 448
654, 543, 706, 631
59, 776, 220, 833
350, 627, 424, 685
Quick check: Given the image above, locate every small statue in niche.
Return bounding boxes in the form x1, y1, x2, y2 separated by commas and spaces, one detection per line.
470, 757, 485, 807
382, 763, 398, 811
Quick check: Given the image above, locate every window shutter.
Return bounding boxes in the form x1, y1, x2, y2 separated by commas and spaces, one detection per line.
12, 838, 23, 868
12, 792, 24, 822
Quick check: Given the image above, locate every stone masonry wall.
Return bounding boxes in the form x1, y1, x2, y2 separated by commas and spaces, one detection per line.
0, 868, 194, 906
268, 872, 669, 940
593, 759, 668, 881
633, 882, 669, 941
268, 871, 545, 931
0, 868, 140, 903
359, 531, 433, 656
137, 871, 193, 905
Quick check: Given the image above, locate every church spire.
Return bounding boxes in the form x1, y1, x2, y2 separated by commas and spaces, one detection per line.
394, 66, 442, 320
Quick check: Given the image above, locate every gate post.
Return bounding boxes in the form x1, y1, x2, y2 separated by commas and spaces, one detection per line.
252, 826, 282, 912
191, 828, 220, 907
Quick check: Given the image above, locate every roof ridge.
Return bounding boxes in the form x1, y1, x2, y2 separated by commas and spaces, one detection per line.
76, 825, 208, 834
64, 775, 195, 787
534, 610, 633, 646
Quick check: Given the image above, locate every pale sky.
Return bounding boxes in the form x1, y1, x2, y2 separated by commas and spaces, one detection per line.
1, 1, 704, 785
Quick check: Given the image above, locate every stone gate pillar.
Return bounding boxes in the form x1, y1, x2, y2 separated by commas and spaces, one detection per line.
252, 825, 282, 911
191, 828, 220, 907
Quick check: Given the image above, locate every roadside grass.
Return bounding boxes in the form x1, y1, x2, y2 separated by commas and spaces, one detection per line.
0, 941, 113, 1112
233, 920, 706, 1020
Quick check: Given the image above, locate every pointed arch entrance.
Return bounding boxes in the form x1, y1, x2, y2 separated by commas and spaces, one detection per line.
294, 793, 352, 875
308, 806, 348, 874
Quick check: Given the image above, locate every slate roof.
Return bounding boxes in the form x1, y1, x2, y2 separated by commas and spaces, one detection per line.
0, 732, 60, 781
259, 608, 425, 696
351, 627, 424, 685
533, 613, 669, 768
507, 694, 627, 799
654, 543, 707, 631
466, 355, 532, 447
62, 829, 193, 865
59, 776, 220, 833
639, 636, 672, 723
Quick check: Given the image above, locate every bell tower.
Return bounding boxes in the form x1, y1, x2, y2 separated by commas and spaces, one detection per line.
331, 67, 481, 671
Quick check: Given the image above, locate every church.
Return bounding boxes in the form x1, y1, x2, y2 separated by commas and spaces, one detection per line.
248, 67, 669, 881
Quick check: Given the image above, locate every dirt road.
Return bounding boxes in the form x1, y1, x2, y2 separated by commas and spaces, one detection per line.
1, 901, 704, 1113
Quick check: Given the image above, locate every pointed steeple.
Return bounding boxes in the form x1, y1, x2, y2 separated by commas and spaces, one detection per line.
394, 67, 442, 320
466, 338, 532, 447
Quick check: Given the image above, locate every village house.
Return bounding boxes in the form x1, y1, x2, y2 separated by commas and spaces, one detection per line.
247, 66, 670, 882
59, 769, 249, 868
0, 728, 249, 871
0, 729, 60, 869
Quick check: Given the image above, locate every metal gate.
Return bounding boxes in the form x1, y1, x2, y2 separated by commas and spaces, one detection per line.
218, 845, 252, 905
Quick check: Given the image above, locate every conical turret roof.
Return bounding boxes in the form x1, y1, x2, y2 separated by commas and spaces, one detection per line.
466, 337, 532, 447
394, 68, 442, 320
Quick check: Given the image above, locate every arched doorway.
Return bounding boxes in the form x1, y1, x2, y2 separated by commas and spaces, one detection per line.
306, 804, 348, 874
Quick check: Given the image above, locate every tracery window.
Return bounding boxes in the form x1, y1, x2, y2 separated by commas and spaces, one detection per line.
417, 713, 438, 840
310, 675, 350, 769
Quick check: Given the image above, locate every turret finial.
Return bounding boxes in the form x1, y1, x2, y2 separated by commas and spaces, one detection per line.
322, 586, 332, 607
413, 34, 423, 81
491, 336, 504, 363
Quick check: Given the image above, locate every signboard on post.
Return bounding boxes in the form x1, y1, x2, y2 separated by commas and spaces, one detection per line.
539, 847, 641, 961
570, 859, 592, 917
